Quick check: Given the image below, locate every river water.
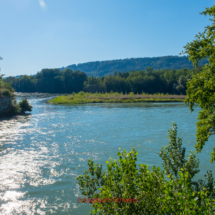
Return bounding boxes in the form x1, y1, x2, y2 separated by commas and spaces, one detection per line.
0, 93, 214, 214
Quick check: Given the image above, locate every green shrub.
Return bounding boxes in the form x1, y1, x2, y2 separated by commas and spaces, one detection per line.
77, 123, 215, 214
1, 89, 12, 97
9, 103, 21, 115
19, 98, 32, 113
78, 91, 85, 96
159, 123, 200, 180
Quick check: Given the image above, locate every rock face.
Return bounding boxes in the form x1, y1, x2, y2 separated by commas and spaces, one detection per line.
0, 97, 12, 115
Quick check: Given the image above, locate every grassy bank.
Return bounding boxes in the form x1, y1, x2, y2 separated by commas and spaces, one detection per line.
47, 92, 186, 104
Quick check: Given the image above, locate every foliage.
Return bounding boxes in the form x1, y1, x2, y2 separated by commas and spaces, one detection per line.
48, 92, 185, 104
77, 123, 215, 214
6, 98, 33, 116
4, 69, 87, 93
0, 58, 14, 97
3, 82, 14, 94
182, 5, 215, 162
159, 123, 200, 180
173, 75, 189, 95
159, 123, 215, 198
1, 89, 12, 97
0, 57, 32, 116
18, 98, 33, 113
5, 67, 204, 95
0, 82, 14, 97
83, 67, 203, 95
61, 56, 207, 77
9, 101, 21, 115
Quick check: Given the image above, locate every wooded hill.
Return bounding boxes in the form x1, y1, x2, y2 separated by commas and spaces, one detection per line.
60, 56, 208, 77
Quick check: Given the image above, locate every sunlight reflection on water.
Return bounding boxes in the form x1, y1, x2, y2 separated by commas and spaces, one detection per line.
0, 93, 214, 214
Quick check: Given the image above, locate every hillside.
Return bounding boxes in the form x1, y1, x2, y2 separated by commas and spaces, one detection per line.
60, 56, 208, 77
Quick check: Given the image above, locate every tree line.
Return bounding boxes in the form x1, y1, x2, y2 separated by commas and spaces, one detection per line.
4, 66, 204, 95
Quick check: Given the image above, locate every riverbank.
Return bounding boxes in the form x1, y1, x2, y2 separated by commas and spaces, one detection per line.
0, 97, 33, 117
47, 92, 186, 104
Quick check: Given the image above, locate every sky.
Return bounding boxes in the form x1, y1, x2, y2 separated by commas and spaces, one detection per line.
0, 0, 214, 76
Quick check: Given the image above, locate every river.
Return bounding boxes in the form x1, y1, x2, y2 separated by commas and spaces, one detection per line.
0, 93, 214, 214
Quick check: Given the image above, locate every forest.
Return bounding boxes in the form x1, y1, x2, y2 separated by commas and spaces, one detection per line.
4, 66, 204, 95
61, 55, 207, 77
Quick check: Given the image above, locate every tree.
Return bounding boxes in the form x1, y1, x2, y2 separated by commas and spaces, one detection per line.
173, 75, 188, 95
182, 5, 215, 162
159, 123, 200, 180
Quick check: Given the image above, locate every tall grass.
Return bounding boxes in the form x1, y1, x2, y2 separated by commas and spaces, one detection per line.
48, 92, 186, 105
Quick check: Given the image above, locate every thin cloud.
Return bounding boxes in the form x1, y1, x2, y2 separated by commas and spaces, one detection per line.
39, 0, 46, 9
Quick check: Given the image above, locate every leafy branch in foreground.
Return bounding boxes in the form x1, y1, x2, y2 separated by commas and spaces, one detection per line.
160, 123, 215, 202
77, 123, 215, 215
181, 5, 215, 162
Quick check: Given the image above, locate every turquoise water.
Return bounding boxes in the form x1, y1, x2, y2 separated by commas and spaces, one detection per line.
0, 93, 214, 214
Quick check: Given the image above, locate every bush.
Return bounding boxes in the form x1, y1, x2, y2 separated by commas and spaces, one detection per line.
78, 91, 85, 96
77, 123, 215, 214
7, 98, 33, 115
19, 98, 32, 113
1, 89, 12, 97
9, 103, 21, 115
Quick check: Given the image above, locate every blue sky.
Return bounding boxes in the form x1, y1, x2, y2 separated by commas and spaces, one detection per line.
0, 0, 214, 76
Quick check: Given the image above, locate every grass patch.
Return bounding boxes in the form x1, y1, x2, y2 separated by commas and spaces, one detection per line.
47, 92, 186, 105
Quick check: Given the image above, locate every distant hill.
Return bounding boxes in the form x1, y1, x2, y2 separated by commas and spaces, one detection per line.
60, 56, 208, 77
